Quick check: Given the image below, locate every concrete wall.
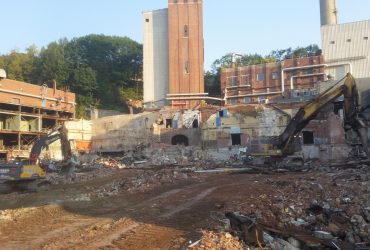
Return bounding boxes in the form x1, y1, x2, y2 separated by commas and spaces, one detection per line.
202, 105, 289, 152
65, 119, 92, 141
92, 112, 159, 152
143, 9, 169, 109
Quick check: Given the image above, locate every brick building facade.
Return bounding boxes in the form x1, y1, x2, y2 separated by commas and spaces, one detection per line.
221, 55, 325, 104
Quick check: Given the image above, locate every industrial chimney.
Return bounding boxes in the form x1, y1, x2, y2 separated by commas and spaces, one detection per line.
320, 0, 338, 26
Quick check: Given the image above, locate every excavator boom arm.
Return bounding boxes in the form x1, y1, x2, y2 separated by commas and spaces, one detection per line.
276, 73, 369, 158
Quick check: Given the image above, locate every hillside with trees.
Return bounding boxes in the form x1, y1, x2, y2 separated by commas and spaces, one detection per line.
0, 35, 142, 117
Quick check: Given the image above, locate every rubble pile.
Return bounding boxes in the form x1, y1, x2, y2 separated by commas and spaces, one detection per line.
46, 168, 121, 185
188, 231, 246, 250
222, 164, 370, 248
89, 169, 194, 198
79, 146, 244, 169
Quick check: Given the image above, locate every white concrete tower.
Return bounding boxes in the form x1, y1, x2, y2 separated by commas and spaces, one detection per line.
143, 9, 169, 109
320, 0, 338, 26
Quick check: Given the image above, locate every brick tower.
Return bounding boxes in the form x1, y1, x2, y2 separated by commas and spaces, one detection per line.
168, 0, 204, 108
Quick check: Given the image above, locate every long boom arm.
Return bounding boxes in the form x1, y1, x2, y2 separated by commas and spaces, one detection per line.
275, 73, 369, 158
29, 125, 72, 164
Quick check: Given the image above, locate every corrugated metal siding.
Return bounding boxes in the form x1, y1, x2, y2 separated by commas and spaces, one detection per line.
321, 20, 370, 78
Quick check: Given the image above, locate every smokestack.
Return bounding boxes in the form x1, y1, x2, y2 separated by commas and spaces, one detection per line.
320, 0, 338, 26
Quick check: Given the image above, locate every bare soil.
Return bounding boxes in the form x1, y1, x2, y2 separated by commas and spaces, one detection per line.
0, 167, 368, 249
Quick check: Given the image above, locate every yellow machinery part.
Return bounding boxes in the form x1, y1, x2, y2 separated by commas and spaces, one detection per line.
20, 165, 46, 179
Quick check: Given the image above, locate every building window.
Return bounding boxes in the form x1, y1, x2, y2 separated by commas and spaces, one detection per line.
330, 41, 335, 44
364, 36, 369, 40
302, 131, 314, 144
228, 76, 238, 86
228, 98, 237, 105
166, 119, 172, 128
231, 134, 241, 146
145, 19, 149, 22
184, 61, 189, 73
244, 97, 251, 103
184, 25, 189, 37
271, 72, 278, 80
346, 38, 351, 42
303, 68, 313, 75
12, 98, 20, 105
258, 96, 266, 104
257, 73, 265, 81
218, 110, 228, 118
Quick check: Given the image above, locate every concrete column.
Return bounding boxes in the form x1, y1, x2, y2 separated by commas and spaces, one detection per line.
320, 0, 338, 26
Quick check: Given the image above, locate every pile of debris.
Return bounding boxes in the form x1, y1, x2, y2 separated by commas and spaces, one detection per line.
188, 231, 246, 250
89, 169, 194, 198
219, 164, 370, 248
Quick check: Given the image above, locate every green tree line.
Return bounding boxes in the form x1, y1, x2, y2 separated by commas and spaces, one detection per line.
0, 35, 318, 115
0, 34, 142, 117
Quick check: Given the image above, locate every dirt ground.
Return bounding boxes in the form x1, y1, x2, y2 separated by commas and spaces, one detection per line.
0, 165, 369, 249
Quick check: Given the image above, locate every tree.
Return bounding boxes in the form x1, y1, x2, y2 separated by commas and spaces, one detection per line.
65, 34, 143, 111
36, 39, 69, 87
205, 70, 221, 97
268, 44, 320, 61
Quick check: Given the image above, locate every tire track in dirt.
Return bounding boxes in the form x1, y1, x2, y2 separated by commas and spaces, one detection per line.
159, 187, 217, 218
111, 223, 186, 250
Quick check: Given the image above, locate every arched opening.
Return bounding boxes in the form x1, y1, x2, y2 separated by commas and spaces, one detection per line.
171, 134, 189, 146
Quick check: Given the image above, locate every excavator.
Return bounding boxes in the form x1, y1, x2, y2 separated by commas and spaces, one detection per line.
0, 125, 76, 191
254, 73, 370, 166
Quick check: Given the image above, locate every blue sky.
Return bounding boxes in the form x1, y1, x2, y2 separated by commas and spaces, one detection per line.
1, 0, 370, 70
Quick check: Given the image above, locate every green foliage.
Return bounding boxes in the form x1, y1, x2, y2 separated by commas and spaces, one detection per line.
118, 86, 143, 104
268, 44, 320, 61
0, 47, 39, 83
0, 34, 143, 117
205, 70, 221, 97
211, 53, 276, 72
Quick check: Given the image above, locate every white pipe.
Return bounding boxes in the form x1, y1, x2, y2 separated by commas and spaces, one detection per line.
167, 93, 208, 96
226, 84, 251, 89
226, 91, 283, 99
166, 96, 224, 101
0, 88, 76, 105
281, 64, 328, 93
290, 73, 326, 90
326, 63, 352, 75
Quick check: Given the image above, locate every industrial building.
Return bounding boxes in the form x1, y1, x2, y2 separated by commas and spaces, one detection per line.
220, 55, 325, 105
143, 0, 207, 109
0, 71, 76, 161
320, 0, 370, 122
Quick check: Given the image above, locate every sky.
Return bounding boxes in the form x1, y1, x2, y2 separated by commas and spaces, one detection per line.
1, 0, 370, 70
